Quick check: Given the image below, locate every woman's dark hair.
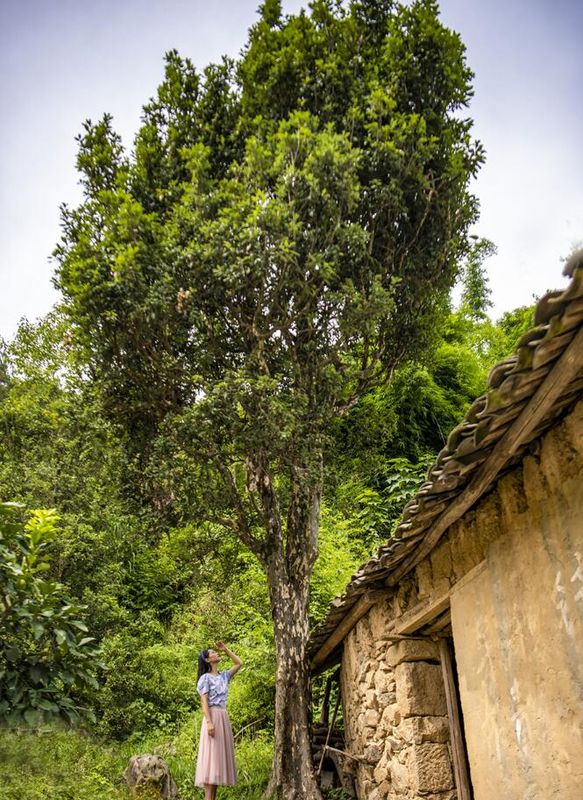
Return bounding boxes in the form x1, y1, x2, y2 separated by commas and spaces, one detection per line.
198, 649, 211, 680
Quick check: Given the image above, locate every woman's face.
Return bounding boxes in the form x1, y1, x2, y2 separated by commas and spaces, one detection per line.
206, 649, 220, 664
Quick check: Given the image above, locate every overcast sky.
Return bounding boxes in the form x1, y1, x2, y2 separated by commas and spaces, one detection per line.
1, 0, 582, 341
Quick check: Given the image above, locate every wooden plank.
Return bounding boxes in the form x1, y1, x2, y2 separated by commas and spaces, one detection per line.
311, 590, 386, 670
424, 609, 452, 634
388, 323, 583, 586
389, 590, 451, 635
440, 638, 473, 800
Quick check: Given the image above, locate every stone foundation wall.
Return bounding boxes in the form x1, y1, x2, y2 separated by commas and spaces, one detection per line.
341, 607, 454, 800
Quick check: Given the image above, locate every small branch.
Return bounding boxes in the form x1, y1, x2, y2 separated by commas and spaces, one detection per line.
320, 745, 365, 764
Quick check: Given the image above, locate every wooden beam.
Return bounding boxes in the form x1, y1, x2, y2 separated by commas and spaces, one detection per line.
440, 638, 473, 800
424, 609, 452, 634
387, 323, 583, 586
318, 668, 340, 726
311, 590, 386, 670
388, 590, 451, 635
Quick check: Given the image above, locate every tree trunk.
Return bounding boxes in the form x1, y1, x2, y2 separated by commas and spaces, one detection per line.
260, 458, 324, 800
263, 564, 322, 800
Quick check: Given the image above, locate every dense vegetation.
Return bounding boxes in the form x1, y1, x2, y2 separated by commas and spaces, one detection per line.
0, 1, 537, 797
0, 286, 534, 797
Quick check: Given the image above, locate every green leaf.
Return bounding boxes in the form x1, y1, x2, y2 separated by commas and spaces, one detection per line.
55, 629, 68, 646
32, 621, 45, 640
36, 699, 59, 712
5, 646, 20, 663
78, 637, 96, 647
29, 666, 43, 684
23, 708, 42, 726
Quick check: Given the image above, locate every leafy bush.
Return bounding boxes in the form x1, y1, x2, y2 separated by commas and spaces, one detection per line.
93, 615, 197, 740
310, 506, 368, 624
0, 503, 102, 726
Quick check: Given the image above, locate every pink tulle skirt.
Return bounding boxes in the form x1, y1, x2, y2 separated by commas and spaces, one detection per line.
195, 706, 237, 787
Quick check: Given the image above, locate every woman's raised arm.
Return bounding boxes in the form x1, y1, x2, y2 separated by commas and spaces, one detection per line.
216, 641, 242, 678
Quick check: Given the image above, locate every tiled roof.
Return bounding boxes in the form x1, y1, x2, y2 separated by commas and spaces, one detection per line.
309, 252, 583, 664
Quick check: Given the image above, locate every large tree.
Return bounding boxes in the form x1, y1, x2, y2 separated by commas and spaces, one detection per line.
54, 1, 483, 796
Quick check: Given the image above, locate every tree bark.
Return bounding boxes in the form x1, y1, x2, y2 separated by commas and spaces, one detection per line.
262, 570, 322, 800
259, 456, 324, 800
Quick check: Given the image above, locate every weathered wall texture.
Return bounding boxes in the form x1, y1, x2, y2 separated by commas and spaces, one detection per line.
340, 399, 583, 800
451, 399, 583, 800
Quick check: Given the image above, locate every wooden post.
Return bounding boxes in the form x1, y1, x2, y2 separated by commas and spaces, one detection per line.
317, 687, 341, 776
319, 673, 333, 727
439, 638, 473, 800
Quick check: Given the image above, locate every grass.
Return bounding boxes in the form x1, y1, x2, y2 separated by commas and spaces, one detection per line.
0, 718, 272, 800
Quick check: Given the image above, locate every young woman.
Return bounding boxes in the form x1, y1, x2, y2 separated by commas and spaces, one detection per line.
195, 640, 242, 800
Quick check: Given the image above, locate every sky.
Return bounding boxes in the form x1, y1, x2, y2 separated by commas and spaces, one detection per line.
1, 0, 582, 342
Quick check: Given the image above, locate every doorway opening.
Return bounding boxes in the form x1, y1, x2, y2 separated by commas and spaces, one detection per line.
415, 607, 474, 800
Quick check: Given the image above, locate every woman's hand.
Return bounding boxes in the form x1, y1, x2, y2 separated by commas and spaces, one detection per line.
207, 722, 216, 738
216, 641, 243, 677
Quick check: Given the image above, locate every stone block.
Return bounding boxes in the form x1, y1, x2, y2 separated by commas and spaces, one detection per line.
409, 743, 454, 792
377, 690, 396, 708
376, 780, 391, 798
395, 662, 447, 717
362, 726, 377, 742
123, 755, 178, 799
363, 743, 383, 764
420, 794, 457, 800
369, 598, 392, 640
364, 709, 380, 727
374, 668, 395, 692
366, 688, 379, 709
448, 522, 480, 580
384, 735, 405, 755
430, 540, 452, 581
394, 579, 417, 615
359, 776, 375, 799
416, 558, 433, 598
380, 703, 400, 730
389, 756, 410, 794
386, 639, 440, 668
564, 399, 583, 458
399, 715, 450, 744
358, 660, 374, 686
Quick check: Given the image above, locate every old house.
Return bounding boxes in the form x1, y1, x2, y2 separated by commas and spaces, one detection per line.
308, 252, 583, 800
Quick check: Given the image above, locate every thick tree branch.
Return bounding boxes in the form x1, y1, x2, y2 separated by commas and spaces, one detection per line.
215, 460, 265, 558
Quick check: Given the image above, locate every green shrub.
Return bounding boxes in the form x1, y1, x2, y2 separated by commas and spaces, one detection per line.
94, 617, 198, 740
0, 504, 103, 726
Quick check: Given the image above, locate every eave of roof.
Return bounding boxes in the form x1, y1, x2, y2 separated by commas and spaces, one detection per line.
309, 252, 583, 671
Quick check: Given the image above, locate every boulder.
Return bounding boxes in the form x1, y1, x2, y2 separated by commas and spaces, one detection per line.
123, 754, 178, 799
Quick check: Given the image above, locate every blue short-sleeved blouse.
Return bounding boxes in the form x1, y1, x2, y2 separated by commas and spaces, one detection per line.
197, 669, 232, 708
